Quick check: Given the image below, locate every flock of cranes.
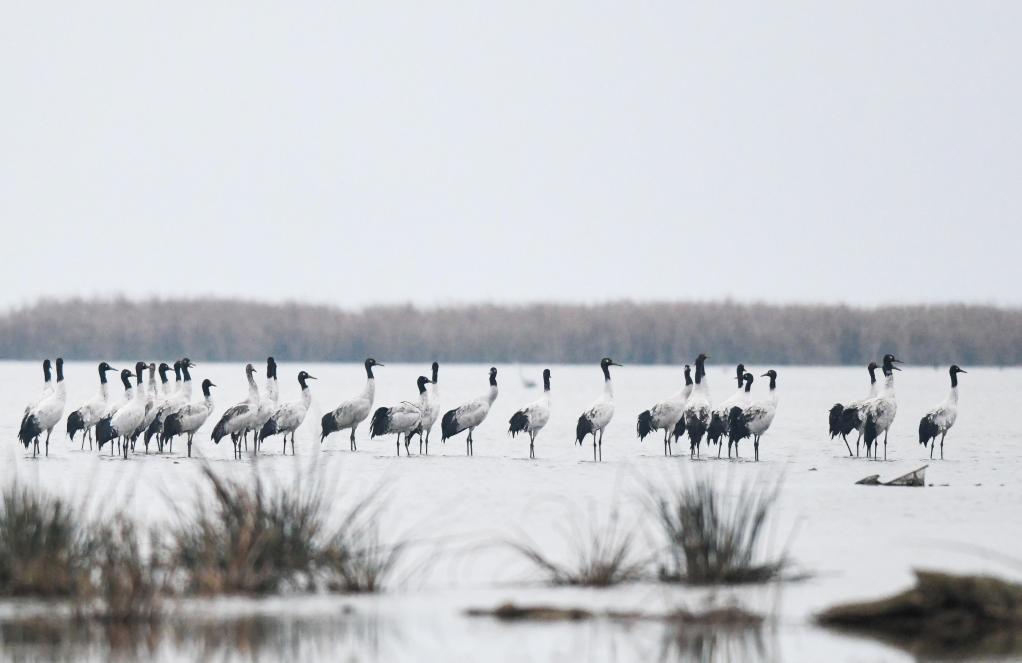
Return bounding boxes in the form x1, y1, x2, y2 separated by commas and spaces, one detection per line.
16, 354, 963, 461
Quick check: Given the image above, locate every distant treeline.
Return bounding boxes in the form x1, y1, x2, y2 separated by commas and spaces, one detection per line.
1, 298, 1020, 365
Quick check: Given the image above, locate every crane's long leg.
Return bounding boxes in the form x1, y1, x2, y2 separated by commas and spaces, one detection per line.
425, 429, 430, 456
754, 435, 760, 462
841, 434, 852, 457
598, 429, 603, 462
940, 432, 946, 460
883, 430, 888, 461
350, 427, 357, 452
856, 432, 862, 458
468, 429, 474, 456
404, 433, 411, 456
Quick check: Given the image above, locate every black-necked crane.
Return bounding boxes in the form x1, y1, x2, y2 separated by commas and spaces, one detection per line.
212, 363, 261, 459
919, 365, 965, 460
575, 358, 621, 462
67, 361, 117, 450
637, 365, 693, 456
370, 375, 431, 456
97, 362, 148, 459
862, 354, 903, 460
442, 367, 498, 456
828, 361, 879, 457
19, 358, 65, 458
509, 368, 551, 459
165, 378, 217, 458
708, 364, 748, 454
682, 354, 711, 459
728, 370, 779, 461
258, 370, 315, 455
321, 358, 382, 451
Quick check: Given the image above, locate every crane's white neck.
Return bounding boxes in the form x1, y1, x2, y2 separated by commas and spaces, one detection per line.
948, 385, 959, 403
487, 383, 499, 404
363, 375, 375, 402
247, 371, 260, 402
603, 378, 614, 399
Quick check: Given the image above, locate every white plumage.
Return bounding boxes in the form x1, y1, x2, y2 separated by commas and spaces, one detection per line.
636, 365, 693, 456
828, 362, 880, 457
321, 358, 382, 451
66, 361, 116, 450
918, 365, 965, 460
413, 362, 441, 454
441, 367, 499, 456
98, 363, 148, 458
258, 370, 315, 455
728, 371, 778, 461
370, 375, 431, 456
682, 354, 712, 459
575, 358, 621, 462
211, 363, 261, 459
509, 369, 551, 459
19, 358, 66, 457
707, 364, 748, 453
165, 378, 217, 458
252, 357, 279, 451
861, 354, 902, 461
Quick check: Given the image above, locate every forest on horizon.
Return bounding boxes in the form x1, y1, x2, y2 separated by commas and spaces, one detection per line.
1, 297, 1019, 366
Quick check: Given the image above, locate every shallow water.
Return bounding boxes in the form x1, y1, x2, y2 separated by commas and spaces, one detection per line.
1, 361, 1019, 662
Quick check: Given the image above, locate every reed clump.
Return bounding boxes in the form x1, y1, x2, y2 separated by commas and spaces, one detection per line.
508, 508, 647, 587
0, 482, 81, 597
654, 477, 785, 585
168, 465, 400, 595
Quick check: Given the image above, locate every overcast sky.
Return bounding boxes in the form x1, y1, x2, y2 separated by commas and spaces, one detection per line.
2, 2, 1020, 309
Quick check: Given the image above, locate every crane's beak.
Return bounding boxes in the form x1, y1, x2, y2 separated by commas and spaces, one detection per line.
307, 375, 317, 380
376, 362, 385, 367
892, 364, 902, 371
958, 368, 967, 373
611, 361, 623, 367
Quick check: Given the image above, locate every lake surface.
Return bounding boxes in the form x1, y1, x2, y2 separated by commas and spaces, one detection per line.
1, 361, 1019, 662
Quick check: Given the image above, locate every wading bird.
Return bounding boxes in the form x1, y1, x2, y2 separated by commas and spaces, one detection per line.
828, 361, 879, 457
862, 354, 903, 460
682, 354, 711, 458
321, 358, 382, 451
442, 367, 498, 456
708, 364, 749, 454
258, 370, 315, 455
67, 361, 117, 449
19, 358, 65, 457
97, 362, 148, 458
370, 375, 431, 456
211, 363, 261, 459
509, 369, 551, 459
918, 365, 965, 460
637, 365, 692, 456
728, 370, 778, 461
575, 358, 621, 462
165, 378, 216, 458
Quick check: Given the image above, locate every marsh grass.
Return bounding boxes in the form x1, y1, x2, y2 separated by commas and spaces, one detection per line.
168, 463, 400, 595
653, 476, 786, 585
0, 482, 82, 597
508, 507, 648, 587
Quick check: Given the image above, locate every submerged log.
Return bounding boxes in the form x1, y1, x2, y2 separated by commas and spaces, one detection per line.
817, 570, 1022, 658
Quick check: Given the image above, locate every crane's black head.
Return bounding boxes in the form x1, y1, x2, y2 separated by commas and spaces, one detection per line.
431, 361, 439, 382
201, 379, 216, 397
364, 358, 382, 368
298, 371, 316, 388
761, 369, 777, 388
266, 357, 277, 378
950, 364, 966, 375
98, 361, 115, 373
683, 364, 692, 385
735, 363, 745, 380
949, 364, 966, 387
181, 357, 196, 368
134, 361, 147, 382
173, 360, 182, 380
55, 358, 64, 379
417, 375, 431, 392
695, 353, 709, 365
42, 358, 51, 371
119, 368, 133, 390
601, 357, 622, 368
882, 354, 902, 371
542, 368, 551, 391
158, 362, 171, 381
489, 366, 498, 386
743, 372, 754, 391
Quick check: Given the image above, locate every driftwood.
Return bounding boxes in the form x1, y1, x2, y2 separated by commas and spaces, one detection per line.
817, 570, 1022, 658
465, 602, 762, 626
855, 465, 927, 487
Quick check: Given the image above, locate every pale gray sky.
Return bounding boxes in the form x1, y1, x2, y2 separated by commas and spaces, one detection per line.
2, 2, 1020, 309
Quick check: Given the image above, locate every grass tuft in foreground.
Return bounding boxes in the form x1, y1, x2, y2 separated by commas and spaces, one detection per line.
0, 482, 82, 597
508, 508, 647, 587
169, 464, 400, 595
654, 476, 786, 585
